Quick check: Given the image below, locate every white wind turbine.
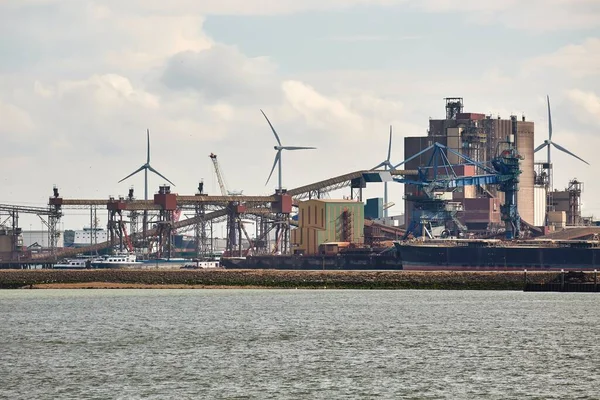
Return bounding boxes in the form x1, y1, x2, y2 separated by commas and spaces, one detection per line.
261, 109, 316, 191
372, 125, 395, 218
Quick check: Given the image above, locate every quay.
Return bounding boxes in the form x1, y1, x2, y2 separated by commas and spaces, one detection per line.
0, 269, 589, 290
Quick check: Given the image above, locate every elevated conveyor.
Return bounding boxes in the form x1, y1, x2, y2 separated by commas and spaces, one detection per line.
287, 169, 417, 199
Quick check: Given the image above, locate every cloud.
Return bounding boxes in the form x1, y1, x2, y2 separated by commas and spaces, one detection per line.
282, 80, 366, 135
0, 100, 34, 135
1, 0, 600, 224
523, 38, 600, 79
161, 45, 280, 104
566, 89, 600, 124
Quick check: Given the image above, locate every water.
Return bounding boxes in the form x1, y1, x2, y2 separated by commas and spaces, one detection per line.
1, 290, 599, 399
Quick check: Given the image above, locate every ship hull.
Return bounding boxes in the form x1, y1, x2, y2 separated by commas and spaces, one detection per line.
221, 254, 402, 270
91, 262, 143, 269
397, 241, 600, 271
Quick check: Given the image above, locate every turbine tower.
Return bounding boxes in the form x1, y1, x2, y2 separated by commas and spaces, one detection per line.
118, 129, 175, 248
372, 125, 395, 218
535, 95, 589, 190
261, 109, 316, 191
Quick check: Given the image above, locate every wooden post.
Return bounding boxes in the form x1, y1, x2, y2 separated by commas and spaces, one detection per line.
561, 269, 565, 292
523, 269, 527, 289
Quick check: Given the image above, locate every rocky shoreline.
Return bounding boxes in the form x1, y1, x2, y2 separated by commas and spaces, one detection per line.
0, 269, 577, 290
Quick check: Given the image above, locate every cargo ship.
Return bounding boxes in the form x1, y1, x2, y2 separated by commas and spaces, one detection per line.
394, 239, 600, 271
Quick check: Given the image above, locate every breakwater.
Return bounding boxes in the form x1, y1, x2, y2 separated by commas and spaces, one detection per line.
0, 269, 583, 290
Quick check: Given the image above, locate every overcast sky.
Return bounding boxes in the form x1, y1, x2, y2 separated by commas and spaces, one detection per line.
1, 1, 600, 230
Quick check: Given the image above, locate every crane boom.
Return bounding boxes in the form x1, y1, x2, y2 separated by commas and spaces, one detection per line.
209, 153, 228, 196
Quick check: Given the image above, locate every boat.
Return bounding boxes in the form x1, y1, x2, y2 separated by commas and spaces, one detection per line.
90, 252, 142, 269
180, 259, 221, 269
53, 258, 91, 269
140, 258, 190, 269
394, 239, 600, 271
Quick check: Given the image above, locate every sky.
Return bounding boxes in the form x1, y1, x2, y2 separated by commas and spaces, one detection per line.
1, 0, 600, 231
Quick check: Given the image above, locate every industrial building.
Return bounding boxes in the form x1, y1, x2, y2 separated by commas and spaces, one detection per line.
291, 199, 365, 255
404, 98, 535, 233
72, 228, 108, 247
22, 230, 64, 249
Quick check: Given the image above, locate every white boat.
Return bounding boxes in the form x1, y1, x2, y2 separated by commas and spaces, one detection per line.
90, 252, 142, 269
54, 258, 90, 269
180, 259, 221, 269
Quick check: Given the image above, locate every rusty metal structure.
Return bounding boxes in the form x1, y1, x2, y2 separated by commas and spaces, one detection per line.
0, 168, 417, 266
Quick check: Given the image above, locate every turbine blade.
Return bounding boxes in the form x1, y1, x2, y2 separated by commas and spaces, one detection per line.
147, 129, 151, 163
372, 161, 386, 170
260, 109, 282, 146
118, 165, 146, 183
552, 142, 589, 165
265, 151, 281, 185
281, 146, 316, 150
547, 95, 553, 141
387, 125, 393, 161
534, 142, 548, 153
147, 165, 176, 186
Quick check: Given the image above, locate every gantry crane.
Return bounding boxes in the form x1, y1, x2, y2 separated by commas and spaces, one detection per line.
395, 138, 523, 240
209, 153, 251, 255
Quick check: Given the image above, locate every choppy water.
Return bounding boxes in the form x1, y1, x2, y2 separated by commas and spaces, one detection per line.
1, 290, 599, 399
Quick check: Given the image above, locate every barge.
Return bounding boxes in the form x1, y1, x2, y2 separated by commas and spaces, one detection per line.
395, 239, 600, 271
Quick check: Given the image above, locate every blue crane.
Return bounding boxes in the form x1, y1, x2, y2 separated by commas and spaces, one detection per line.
394, 140, 522, 240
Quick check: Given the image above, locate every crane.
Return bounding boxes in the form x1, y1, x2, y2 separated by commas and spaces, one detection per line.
209, 153, 243, 196
394, 138, 522, 240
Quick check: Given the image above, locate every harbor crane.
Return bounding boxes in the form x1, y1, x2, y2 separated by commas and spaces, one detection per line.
395, 136, 522, 240
209, 153, 255, 255
209, 153, 243, 196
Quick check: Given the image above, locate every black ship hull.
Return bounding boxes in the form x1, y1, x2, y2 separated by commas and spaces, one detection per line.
221, 254, 403, 270
396, 241, 600, 271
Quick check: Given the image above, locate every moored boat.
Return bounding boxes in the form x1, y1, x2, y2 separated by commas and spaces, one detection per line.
90, 252, 142, 269
53, 258, 91, 269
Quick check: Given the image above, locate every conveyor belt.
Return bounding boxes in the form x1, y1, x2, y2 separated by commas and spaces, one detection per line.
287, 169, 417, 199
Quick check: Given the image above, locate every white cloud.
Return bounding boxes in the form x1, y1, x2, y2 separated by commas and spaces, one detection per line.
161, 45, 279, 104
523, 38, 600, 79
1, 1, 600, 225
566, 89, 600, 124
282, 80, 365, 134
0, 100, 35, 135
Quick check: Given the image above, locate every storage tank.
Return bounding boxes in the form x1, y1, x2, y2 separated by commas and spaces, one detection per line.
515, 119, 535, 225
533, 185, 547, 227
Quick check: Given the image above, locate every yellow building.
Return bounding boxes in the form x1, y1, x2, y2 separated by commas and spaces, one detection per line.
291, 199, 364, 255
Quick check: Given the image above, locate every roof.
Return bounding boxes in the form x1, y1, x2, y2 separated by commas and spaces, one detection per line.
301, 199, 361, 204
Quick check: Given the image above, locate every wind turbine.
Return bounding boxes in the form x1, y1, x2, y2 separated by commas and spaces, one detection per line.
372, 125, 395, 218
118, 129, 175, 247
534, 95, 589, 191
261, 109, 316, 191
119, 129, 175, 200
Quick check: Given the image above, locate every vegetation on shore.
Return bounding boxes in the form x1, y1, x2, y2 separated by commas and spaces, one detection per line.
0, 269, 568, 290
